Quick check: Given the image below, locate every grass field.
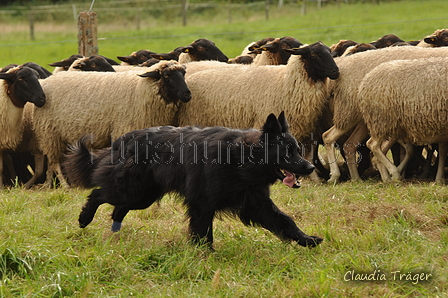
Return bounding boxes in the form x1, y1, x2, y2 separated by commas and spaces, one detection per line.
1, 0, 448, 70
1, 0, 448, 296
0, 181, 447, 297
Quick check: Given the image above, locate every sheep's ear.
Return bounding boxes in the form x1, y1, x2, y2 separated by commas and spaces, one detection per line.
277, 111, 289, 133
182, 46, 193, 53
262, 113, 282, 134
151, 54, 165, 60
0, 72, 15, 82
424, 36, 437, 44
138, 71, 161, 80
284, 47, 308, 56
48, 61, 69, 67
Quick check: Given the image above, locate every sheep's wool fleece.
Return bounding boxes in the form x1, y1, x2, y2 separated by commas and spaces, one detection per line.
0, 81, 26, 150
331, 46, 448, 130
33, 62, 180, 162
359, 57, 448, 145
179, 54, 330, 141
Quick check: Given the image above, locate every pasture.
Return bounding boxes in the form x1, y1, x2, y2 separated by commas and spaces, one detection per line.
1, 0, 448, 297
0, 182, 447, 297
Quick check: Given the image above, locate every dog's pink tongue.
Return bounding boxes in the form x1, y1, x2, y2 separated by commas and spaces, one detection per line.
283, 171, 296, 188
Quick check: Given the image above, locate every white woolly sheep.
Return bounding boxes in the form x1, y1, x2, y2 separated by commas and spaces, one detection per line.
359, 57, 448, 182
178, 42, 339, 173
322, 46, 448, 183
31, 60, 191, 187
0, 66, 46, 188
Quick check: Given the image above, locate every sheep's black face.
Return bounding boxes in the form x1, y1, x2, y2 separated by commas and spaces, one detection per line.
185, 39, 229, 62
161, 67, 192, 104
286, 42, 340, 82
0, 67, 46, 108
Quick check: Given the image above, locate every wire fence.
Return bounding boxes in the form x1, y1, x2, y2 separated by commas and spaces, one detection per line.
1, 17, 447, 49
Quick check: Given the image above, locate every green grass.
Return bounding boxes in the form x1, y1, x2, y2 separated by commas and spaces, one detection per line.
0, 181, 447, 297
1, 0, 447, 70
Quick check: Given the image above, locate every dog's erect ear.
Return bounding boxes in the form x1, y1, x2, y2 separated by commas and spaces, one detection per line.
278, 111, 289, 133
262, 113, 282, 134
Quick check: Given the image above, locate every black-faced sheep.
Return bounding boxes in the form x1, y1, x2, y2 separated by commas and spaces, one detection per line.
178, 38, 228, 63
69, 56, 116, 72
178, 42, 339, 170
0, 66, 46, 188
49, 54, 119, 73
330, 40, 359, 57
31, 60, 191, 187
117, 49, 156, 65
322, 46, 448, 183
416, 29, 448, 47
342, 43, 377, 57
359, 57, 448, 182
369, 34, 404, 48
252, 36, 303, 66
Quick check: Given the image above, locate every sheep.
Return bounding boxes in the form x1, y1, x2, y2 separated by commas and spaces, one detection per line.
416, 29, 448, 47
178, 38, 228, 63
49, 54, 119, 73
69, 56, 116, 72
31, 60, 191, 187
228, 37, 276, 63
117, 49, 157, 65
252, 36, 303, 66
358, 57, 448, 182
322, 46, 448, 183
341, 43, 377, 57
0, 66, 46, 188
330, 40, 359, 57
369, 34, 404, 48
177, 42, 339, 174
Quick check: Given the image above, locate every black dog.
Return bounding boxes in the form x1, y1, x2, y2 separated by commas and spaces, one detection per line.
64, 112, 322, 248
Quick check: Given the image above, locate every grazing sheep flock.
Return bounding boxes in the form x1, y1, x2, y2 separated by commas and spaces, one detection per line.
2, 28, 448, 189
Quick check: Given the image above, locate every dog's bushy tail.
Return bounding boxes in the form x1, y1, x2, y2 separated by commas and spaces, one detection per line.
63, 135, 100, 188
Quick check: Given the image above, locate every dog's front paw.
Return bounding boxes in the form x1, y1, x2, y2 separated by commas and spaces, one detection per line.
298, 235, 323, 248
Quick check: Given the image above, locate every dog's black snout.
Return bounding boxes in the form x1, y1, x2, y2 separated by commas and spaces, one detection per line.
303, 163, 315, 175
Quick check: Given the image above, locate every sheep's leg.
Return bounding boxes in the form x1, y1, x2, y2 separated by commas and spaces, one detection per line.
396, 141, 414, 178
435, 142, 447, 184
301, 140, 322, 182
4, 154, 16, 182
419, 146, 434, 180
322, 125, 354, 183
24, 151, 45, 189
55, 162, 68, 188
343, 122, 369, 181
367, 137, 400, 181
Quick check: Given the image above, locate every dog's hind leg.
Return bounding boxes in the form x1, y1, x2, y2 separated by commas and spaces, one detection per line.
111, 206, 130, 232
238, 193, 323, 248
79, 188, 104, 228
110, 188, 165, 232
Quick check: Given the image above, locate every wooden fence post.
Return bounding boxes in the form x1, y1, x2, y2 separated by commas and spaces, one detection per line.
78, 10, 98, 56
28, 10, 35, 41
265, 0, 269, 21
181, 0, 188, 26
